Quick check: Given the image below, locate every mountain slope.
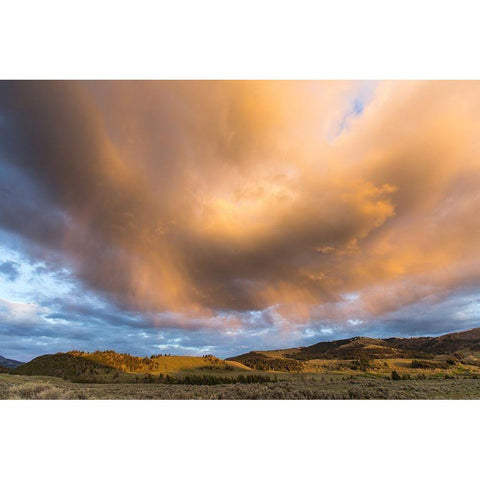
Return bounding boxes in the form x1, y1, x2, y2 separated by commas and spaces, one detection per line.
386, 328, 480, 355
229, 328, 480, 365
0, 355, 24, 369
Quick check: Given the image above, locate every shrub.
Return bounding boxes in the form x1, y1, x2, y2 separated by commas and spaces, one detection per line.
391, 370, 401, 381
157, 373, 275, 385
7, 382, 77, 399
410, 359, 449, 370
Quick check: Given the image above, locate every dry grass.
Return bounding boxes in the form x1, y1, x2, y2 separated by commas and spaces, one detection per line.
6, 382, 84, 400
299, 357, 480, 376
2, 372, 480, 399
70, 351, 248, 374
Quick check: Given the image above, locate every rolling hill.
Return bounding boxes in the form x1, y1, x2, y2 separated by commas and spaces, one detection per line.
13, 353, 117, 380
12, 351, 248, 381
227, 328, 480, 368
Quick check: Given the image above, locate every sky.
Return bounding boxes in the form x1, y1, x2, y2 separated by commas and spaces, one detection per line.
1, 80, 480, 361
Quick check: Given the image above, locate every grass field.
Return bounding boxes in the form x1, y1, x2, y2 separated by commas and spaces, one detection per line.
2, 371, 480, 399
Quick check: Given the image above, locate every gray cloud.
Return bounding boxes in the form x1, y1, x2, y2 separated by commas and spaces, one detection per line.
0, 261, 20, 281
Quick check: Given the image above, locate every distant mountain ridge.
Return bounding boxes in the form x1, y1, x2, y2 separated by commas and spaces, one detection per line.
289, 328, 480, 360
227, 328, 480, 369
0, 355, 24, 369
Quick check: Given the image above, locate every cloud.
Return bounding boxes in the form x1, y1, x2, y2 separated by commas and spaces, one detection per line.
0, 81, 391, 313
0, 261, 20, 281
1, 80, 480, 358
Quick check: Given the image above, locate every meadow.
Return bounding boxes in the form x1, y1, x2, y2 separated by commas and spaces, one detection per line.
2, 367, 480, 400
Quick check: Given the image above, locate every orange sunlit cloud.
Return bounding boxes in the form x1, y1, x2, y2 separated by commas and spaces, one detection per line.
1, 80, 480, 357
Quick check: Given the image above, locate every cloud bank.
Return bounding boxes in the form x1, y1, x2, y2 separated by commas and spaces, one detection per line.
1, 81, 480, 358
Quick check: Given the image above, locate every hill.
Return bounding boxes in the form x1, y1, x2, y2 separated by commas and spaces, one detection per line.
228, 328, 480, 368
12, 351, 248, 381
225, 352, 303, 372
13, 353, 117, 381
75, 351, 242, 373
0, 355, 23, 369
386, 328, 480, 356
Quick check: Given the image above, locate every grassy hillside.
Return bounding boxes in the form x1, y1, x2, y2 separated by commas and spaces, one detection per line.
232, 328, 480, 363
387, 329, 480, 356
226, 352, 303, 372
285, 337, 410, 361
227, 328, 480, 374
73, 351, 244, 374
13, 353, 118, 381
12, 351, 249, 382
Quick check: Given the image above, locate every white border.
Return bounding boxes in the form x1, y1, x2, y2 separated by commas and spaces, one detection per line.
1, 1, 479, 477
1, 0, 479, 79
1, 400, 478, 479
